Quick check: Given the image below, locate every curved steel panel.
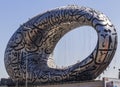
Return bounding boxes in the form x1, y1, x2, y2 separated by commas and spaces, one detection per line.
4, 5, 117, 84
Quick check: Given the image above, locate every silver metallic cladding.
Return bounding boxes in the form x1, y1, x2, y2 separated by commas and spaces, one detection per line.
4, 5, 117, 84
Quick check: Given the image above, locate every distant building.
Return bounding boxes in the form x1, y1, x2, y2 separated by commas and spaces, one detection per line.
0, 79, 1, 86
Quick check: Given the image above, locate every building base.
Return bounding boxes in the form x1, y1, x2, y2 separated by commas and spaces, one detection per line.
35, 80, 103, 87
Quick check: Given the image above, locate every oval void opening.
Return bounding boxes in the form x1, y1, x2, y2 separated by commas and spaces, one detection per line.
53, 26, 98, 68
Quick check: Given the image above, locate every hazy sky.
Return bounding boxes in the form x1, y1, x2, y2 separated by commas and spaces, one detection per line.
0, 0, 120, 79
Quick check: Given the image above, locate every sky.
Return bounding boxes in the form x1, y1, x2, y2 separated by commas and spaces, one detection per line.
0, 0, 120, 79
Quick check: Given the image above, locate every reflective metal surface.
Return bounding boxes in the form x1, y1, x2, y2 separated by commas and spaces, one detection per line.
4, 5, 117, 84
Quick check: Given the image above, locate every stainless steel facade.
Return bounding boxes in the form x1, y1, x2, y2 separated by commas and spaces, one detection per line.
4, 5, 117, 84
